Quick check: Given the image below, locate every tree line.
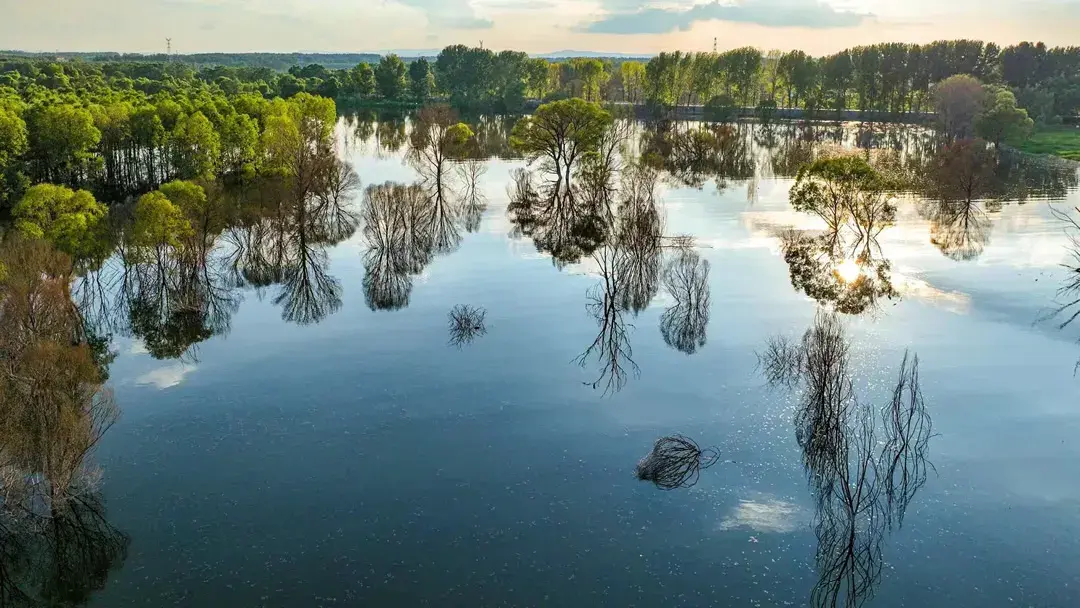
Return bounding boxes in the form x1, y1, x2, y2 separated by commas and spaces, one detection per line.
0, 53, 347, 219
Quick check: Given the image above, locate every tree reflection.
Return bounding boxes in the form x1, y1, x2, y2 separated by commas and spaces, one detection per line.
0, 237, 128, 606
574, 245, 639, 395
224, 160, 359, 326
918, 140, 995, 261
507, 169, 610, 268
759, 312, 935, 607
640, 122, 754, 190
660, 250, 711, 355
361, 182, 429, 311
1045, 206, 1080, 372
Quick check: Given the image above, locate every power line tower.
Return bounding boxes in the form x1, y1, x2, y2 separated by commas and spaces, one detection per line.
713, 37, 717, 53
166, 38, 172, 61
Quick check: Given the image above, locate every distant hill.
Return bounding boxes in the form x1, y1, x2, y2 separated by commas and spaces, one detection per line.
535, 50, 652, 60
0, 51, 381, 70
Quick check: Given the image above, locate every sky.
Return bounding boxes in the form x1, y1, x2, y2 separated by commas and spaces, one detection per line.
1, 0, 1078, 55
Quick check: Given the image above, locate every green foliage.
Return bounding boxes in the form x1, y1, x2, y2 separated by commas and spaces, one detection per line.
0, 105, 28, 208
12, 183, 107, 260
131, 190, 193, 251
976, 86, 1034, 146
790, 155, 891, 230
171, 111, 221, 179
409, 58, 433, 101
511, 99, 612, 180
158, 180, 208, 221
349, 63, 376, 98
375, 54, 408, 100
25, 103, 101, 184
220, 112, 260, 177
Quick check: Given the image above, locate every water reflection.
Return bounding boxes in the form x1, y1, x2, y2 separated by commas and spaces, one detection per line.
0, 237, 128, 606
1046, 205, 1080, 371
660, 250, 711, 355
760, 311, 934, 607
640, 121, 754, 190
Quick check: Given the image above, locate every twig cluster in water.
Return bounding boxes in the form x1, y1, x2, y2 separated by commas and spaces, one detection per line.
635, 434, 720, 490
447, 304, 487, 348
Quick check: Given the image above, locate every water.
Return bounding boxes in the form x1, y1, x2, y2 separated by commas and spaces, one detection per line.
80, 118, 1080, 606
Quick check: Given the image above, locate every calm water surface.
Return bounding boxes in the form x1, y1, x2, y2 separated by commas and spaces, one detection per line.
87, 119, 1080, 606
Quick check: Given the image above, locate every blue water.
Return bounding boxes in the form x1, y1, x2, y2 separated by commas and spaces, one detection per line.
89, 120, 1080, 607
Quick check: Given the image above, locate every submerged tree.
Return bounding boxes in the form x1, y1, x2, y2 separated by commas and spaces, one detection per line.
510, 99, 613, 186
785, 155, 899, 315
0, 236, 128, 605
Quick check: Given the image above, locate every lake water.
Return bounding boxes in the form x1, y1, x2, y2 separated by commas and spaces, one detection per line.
84, 118, 1080, 606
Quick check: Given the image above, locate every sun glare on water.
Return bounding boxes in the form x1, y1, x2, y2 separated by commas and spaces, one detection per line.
835, 259, 863, 283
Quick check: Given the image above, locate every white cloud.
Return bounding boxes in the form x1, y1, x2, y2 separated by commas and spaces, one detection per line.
717, 497, 805, 534
135, 364, 198, 389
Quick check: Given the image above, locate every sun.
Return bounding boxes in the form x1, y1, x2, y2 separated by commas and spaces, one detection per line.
835, 259, 863, 283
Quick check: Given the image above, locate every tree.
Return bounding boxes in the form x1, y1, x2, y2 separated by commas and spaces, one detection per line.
526, 58, 551, 99
350, 63, 376, 97
510, 99, 613, 185
620, 62, 646, 104
409, 105, 474, 187
790, 155, 892, 239
12, 183, 107, 260
409, 58, 433, 101
933, 74, 986, 141
375, 54, 408, 100
131, 190, 193, 255
171, 111, 220, 179
24, 103, 100, 185
976, 86, 1034, 147
0, 106, 28, 209
219, 112, 259, 177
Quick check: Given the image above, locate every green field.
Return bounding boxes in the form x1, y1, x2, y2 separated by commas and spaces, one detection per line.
1018, 126, 1080, 161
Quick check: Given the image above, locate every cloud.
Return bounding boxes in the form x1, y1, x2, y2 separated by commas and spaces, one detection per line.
717, 498, 806, 534
581, 0, 870, 34
477, 0, 557, 9
135, 364, 197, 390
396, 0, 495, 29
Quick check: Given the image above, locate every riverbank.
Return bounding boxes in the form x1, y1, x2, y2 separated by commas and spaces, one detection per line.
1017, 125, 1080, 161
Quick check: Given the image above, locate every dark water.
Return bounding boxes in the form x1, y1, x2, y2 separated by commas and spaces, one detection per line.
82, 118, 1080, 606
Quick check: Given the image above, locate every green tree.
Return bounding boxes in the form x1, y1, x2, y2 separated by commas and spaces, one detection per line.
131, 190, 193, 254
409, 58, 433, 101
171, 111, 220, 179
350, 63, 376, 97
510, 98, 612, 184
375, 54, 408, 100
12, 183, 107, 260
219, 112, 259, 177
0, 106, 28, 209
620, 62, 646, 104
790, 155, 892, 236
25, 103, 100, 185
976, 86, 1034, 147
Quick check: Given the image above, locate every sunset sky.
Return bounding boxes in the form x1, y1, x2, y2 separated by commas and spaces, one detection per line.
2, 0, 1078, 54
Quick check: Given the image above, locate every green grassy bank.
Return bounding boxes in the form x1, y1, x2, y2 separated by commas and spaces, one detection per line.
1018, 125, 1080, 161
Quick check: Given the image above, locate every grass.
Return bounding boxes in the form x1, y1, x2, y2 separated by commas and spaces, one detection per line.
1017, 125, 1080, 161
